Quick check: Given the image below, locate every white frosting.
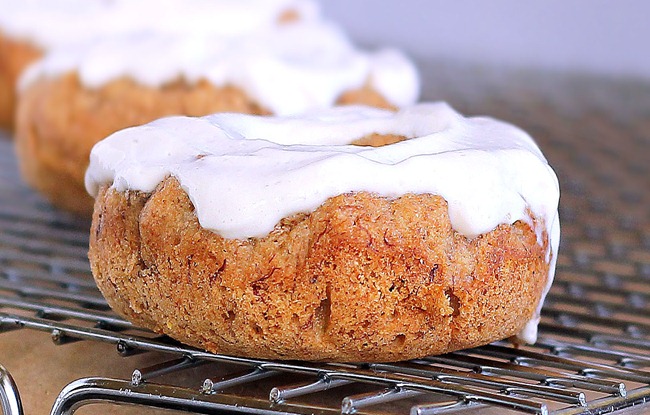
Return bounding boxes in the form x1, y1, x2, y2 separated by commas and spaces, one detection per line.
0, 0, 319, 49
85, 103, 560, 343
19, 19, 419, 114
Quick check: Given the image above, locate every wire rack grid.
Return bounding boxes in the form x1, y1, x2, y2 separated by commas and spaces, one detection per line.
0, 67, 649, 415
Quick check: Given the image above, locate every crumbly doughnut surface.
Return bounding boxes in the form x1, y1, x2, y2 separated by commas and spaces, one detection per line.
89, 177, 548, 362
0, 31, 42, 131
15, 73, 393, 215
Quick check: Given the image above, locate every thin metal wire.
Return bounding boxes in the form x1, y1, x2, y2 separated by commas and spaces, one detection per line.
0, 364, 23, 415
50, 377, 340, 415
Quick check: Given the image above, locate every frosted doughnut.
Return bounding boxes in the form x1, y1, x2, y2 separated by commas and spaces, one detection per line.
86, 103, 560, 362
0, 0, 318, 130
14, 8, 418, 214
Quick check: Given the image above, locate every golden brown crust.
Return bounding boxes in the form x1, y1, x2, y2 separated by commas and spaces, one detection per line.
0, 31, 42, 131
15, 73, 395, 215
89, 177, 548, 362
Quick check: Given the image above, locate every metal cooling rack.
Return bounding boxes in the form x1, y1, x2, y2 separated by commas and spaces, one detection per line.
1, 67, 649, 414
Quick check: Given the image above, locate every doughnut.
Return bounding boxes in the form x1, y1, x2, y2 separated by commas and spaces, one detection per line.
0, 0, 318, 131
86, 103, 560, 362
15, 11, 419, 215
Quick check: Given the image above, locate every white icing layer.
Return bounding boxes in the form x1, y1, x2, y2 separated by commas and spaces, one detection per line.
86, 103, 560, 343
0, 0, 318, 49
19, 20, 419, 114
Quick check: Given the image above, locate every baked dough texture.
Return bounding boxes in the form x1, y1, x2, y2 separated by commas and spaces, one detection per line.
15, 73, 391, 215
0, 31, 41, 131
89, 177, 548, 362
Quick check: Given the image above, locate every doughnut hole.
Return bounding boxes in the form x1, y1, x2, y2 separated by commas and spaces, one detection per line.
351, 134, 408, 147
277, 9, 301, 24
